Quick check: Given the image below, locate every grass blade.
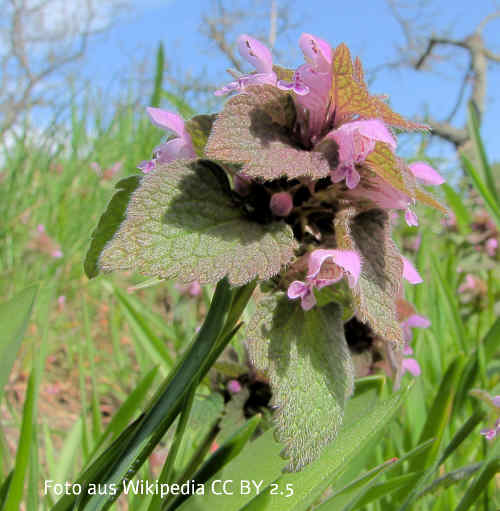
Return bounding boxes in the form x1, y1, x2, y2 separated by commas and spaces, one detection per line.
0, 285, 38, 402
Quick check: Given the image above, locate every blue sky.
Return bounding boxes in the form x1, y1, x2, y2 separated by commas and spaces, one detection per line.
80, 0, 500, 167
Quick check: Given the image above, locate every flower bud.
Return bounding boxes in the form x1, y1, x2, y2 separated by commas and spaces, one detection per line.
270, 192, 293, 217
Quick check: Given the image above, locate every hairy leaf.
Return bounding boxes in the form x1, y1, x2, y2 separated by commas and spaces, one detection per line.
185, 114, 216, 157
331, 44, 428, 132
335, 208, 404, 346
364, 143, 417, 199
415, 187, 448, 214
246, 295, 354, 471
85, 175, 142, 278
205, 85, 333, 180
87, 160, 297, 285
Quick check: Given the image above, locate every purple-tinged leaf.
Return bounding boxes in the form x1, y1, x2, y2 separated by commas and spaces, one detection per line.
205, 85, 333, 180
246, 295, 354, 471
91, 160, 297, 286
335, 208, 404, 347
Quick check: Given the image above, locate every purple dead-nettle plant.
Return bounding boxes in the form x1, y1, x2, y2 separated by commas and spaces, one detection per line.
85, 33, 447, 471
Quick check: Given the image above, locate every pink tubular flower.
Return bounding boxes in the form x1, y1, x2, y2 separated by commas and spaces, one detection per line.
402, 256, 423, 284
476, 393, 500, 440
146, 108, 196, 166
329, 120, 396, 189
215, 35, 277, 96
409, 162, 445, 186
401, 314, 430, 343
287, 249, 361, 310
346, 175, 419, 227
137, 159, 156, 174
458, 274, 478, 293
485, 237, 498, 257
278, 33, 333, 142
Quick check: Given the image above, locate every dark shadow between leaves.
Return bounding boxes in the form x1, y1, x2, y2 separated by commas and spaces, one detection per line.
162, 160, 289, 248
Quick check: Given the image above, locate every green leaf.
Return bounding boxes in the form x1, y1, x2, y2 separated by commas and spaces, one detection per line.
2, 372, 37, 511
399, 409, 484, 510
205, 85, 332, 180
247, 295, 354, 471
52, 279, 254, 511
0, 285, 38, 403
418, 463, 482, 498
242, 387, 410, 511
335, 208, 403, 346
442, 183, 471, 233
169, 415, 261, 511
90, 160, 296, 285
454, 449, 500, 511
185, 115, 216, 157
410, 355, 466, 471
84, 175, 141, 278
461, 153, 500, 230
114, 285, 173, 371
150, 42, 165, 108
467, 101, 498, 203
89, 366, 159, 459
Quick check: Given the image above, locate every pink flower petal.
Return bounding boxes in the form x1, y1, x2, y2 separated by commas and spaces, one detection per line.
402, 357, 421, 376
406, 314, 430, 329
307, 249, 361, 287
492, 395, 500, 408
146, 108, 186, 137
155, 138, 196, 164
336, 119, 397, 151
137, 159, 156, 173
301, 290, 317, 311
299, 33, 332, 72
287, 281, 309, 300
405, 208, 419, 227
237, 34, 273, 74
402, 256, 423, 284
409, 162, 445, 186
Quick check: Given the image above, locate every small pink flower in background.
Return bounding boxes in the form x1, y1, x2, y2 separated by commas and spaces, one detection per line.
215, 34, 277, 96
187, 281, 202, 297
147, 108, 196, 166
92, 161, 123, 180
400, 311, 429, 378
441, 211, 457, 229
470, 390, 500, 440
402, 256, 423, 284
485, 237, 498, 257
28, 224, 63, 259
329, 119, 396, 189
227, 379, 242, 394
57, 295, 66, 311
458, 274, 478, 293
401, 314, 430, 343
288, 249, 361, 310
175, 281, 202, 297
270, 192, 293, 217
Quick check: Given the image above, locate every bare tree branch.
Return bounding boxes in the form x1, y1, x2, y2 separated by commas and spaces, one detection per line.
388, 1, 500, 152
0, 0, 127, 137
